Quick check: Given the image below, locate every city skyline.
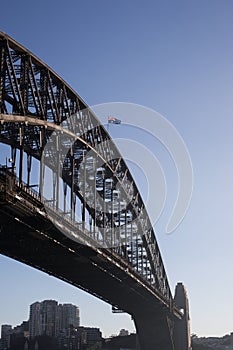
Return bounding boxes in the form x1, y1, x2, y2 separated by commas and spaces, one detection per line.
1, 0, 233, 338
0, 298, 130, 339
0, 299, 103, 350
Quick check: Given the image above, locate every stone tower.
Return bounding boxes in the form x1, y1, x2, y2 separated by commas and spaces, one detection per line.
174, 282, 192, 350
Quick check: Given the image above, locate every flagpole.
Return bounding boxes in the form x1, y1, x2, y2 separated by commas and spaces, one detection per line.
107, 115, 109, 132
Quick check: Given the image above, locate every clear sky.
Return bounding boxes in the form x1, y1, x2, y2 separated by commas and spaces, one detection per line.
1, 0, 233, 338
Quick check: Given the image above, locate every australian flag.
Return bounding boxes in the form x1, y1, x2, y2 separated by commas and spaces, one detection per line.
108, 116, 121, 124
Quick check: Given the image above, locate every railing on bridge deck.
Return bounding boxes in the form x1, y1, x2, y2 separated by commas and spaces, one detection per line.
0, 164, 179, 315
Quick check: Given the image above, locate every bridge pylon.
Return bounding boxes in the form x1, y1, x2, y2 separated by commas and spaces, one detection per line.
174, 283, 192, 350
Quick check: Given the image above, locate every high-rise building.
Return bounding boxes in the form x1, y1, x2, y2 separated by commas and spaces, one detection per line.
60, 304, 80, 331
1, 325, 12, 350
29, 300, 80, 338
29, 302, 41, 338
40, 300, 58, 337
29, 300, 58, 338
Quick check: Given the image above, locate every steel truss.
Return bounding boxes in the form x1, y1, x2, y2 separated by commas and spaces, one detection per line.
0, 31, 174, 310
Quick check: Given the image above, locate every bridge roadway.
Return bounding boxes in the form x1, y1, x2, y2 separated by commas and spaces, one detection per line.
0, 31, 191, 350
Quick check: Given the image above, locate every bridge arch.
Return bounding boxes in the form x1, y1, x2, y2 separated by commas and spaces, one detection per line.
0, 31, 190, 350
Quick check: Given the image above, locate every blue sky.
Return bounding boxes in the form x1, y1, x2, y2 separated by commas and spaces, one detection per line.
1, 0, 233, 338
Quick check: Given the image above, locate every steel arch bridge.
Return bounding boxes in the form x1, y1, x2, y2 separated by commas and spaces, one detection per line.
0, 32, 191, 350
